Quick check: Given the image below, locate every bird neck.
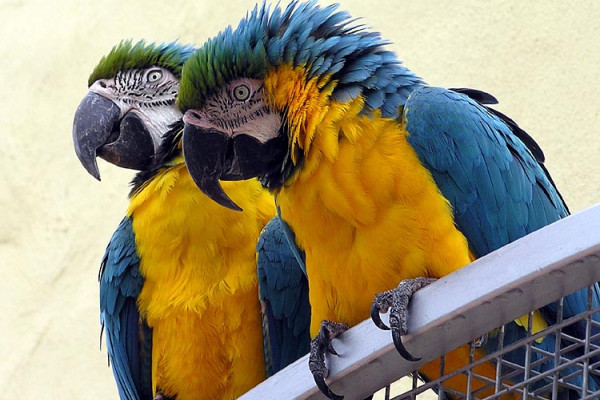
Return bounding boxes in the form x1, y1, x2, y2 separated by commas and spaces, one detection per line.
277, 99, 422, 227
129, 121, 185, 196
126, 163, 275, 290
263, 63, 422, 191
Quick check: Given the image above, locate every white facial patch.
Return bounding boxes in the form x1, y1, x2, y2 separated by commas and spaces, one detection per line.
131, 106, 182, 149
184, 78, 282, 143
89, 67, 182, 150
233, 111, 281, 143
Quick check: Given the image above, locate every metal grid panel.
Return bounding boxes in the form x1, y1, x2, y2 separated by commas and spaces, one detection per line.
239, 205, 600, 400
387, 287, 600, 400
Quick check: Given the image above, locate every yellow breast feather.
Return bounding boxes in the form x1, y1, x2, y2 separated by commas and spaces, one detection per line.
127, 163, 274, 400
273, 93, 472, 331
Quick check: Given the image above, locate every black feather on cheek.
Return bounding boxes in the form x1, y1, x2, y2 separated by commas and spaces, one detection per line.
223, 133, 288, 181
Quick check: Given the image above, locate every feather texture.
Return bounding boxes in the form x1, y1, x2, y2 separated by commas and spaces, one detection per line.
257, 216, 310, 376
92, 37, 312, 399
99, 217, 150, 400
177, 1, 600, 395
126, 162, 274, 400
404, 86, 600, 393
178, 0, 423, 118
89, 40, 195, 86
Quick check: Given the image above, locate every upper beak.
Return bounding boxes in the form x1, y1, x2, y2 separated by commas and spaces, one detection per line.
72, 92, 121, 180
72, 92, 155, 180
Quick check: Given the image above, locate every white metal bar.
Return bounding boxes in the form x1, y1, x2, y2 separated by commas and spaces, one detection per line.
552, 297, 563, 400
239, 204, 600, 400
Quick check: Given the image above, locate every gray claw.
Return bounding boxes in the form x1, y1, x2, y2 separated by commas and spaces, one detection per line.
327, 341, 339, 356
392, 328, 421, 361
314, 373, 344, 400
309, 320, 349, 400
373, 277, 436, 361
370, 299, 391, 330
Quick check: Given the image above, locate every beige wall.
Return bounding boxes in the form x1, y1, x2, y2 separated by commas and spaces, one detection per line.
1, 1, 598, 398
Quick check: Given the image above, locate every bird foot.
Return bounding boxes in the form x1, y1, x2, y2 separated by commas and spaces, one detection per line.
371, 277, 436, 361
309, 320, 349, 400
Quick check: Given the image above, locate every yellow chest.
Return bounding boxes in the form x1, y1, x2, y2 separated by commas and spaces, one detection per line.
276, 112, 473, 335
128, 164, 275, 400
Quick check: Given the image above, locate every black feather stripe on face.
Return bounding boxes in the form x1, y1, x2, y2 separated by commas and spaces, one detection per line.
129, 120, 185, 197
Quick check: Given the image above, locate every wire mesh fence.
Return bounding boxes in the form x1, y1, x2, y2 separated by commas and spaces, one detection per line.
239, 205, 600, 400
376, 285, 600, 400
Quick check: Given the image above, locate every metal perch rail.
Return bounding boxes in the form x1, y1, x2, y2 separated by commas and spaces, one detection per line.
239, 204, 600, 400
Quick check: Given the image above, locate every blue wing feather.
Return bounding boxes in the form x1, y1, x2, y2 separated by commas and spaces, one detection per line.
404, 87, 567, 254
257, 216, 311, 376
99, 217, 150, 400
403, 86, 600, 392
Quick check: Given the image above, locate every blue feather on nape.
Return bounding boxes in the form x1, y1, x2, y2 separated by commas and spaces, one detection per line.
332, 85, 363, 103
363, 88, 386, 111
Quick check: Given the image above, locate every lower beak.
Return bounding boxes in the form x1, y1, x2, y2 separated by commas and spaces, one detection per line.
182, 123, 243, 211
182, 121, 288, 212
96, 112, 154, 172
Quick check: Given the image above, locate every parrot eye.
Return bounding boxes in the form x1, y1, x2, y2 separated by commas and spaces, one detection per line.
146, 69, 163, 83
232, 84, 251, 101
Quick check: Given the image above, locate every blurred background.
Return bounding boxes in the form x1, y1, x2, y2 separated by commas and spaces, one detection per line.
1, 0, 599, 398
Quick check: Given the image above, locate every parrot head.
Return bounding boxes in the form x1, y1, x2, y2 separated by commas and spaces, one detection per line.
178, 0, 422, 210
73, 39, 195, 180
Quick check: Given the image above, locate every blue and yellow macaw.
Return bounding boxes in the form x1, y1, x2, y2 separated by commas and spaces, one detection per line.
72, 40, 310, 400
176, 2, 600, 398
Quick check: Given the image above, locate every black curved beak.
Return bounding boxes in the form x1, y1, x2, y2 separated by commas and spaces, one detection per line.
182, 124, 243, 211
72, 92, 155, 180
97, 112, 154, 172
73, 92, 120, 180
182, 121, 289, 212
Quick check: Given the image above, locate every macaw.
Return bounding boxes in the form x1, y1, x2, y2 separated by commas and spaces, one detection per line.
176, 2, 600, 399
72, 40, 310, 400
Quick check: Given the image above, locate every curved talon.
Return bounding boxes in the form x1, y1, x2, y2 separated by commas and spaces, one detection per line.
373, 277, 436, 361
392, 329, 421, 361
309, 320, 349, 400
314, 373, 344, 400
370, 302, 390, 330
327, 342, 339, 356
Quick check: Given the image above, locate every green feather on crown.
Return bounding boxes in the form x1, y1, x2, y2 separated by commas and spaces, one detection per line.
88, 39, 196, 87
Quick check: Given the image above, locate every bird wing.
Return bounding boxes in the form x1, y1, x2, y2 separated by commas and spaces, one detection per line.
257, 216, 311, 376
404, 86, 568, 256
99, 217, 151, 400
403, 86, 600, 390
